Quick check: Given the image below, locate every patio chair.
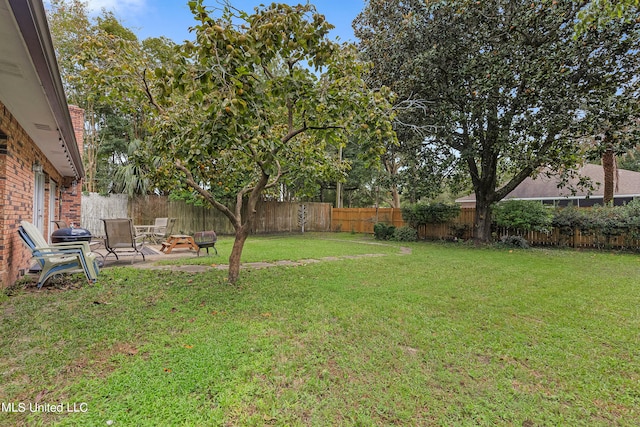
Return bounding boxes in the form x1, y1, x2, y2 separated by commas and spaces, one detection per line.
18, 221, 100, 288
101, 218, 146, 263
53, 220, 68, 229
146, 217, 176, 244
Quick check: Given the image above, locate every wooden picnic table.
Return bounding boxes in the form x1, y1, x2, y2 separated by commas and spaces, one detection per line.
160, 234, 198, 254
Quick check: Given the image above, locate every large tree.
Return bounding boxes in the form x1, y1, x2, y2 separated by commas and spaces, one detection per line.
355, 0, 640, 241
146, 1, 395, 283
48, 0, 175, 193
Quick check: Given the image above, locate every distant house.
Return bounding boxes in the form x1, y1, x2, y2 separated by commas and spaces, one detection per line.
0, 0, 85, 287
456, 164, 640, 208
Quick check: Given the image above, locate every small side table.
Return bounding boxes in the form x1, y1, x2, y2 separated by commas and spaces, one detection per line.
160, 234, 198, 254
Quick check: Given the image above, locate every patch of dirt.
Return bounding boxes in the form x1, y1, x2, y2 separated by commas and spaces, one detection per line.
400, 345, 420, 356
18, 274, 87, 293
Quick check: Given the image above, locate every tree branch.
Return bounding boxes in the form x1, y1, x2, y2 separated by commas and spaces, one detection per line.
142, 69, 164, 114
175, 160, 239, 228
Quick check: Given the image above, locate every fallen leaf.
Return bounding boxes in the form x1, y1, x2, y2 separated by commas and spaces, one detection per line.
34, 389, 49, 402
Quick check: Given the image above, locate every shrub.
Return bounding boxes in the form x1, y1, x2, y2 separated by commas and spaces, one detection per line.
449, 223, 469, 240
393, 226, 418, 242
588, 204, 628, 238
551, 201, 640, 247
498, 235, 530, 249
493, 200, 553, 233
373, 223, 396, 240
552, 205, 588, 236
401, 202, 461, 228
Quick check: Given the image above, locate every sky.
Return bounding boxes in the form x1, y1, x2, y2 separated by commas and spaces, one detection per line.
81, 0, 366, 43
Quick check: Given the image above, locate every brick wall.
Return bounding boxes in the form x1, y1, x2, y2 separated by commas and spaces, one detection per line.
61, 105, 84, 226
0, 101, 84, 287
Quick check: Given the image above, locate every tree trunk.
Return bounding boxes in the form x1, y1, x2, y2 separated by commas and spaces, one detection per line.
389, 186, 401, 209
225, 173, 269, 284
602, 145, 615, 205
474, 198, 494, 243
228, 225, 250, 284
383, 157, 401, 208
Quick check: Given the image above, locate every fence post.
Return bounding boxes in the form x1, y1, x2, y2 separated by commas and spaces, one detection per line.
298, 204, 307, 233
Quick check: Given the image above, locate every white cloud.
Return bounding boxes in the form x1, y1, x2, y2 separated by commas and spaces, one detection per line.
85, 0, 146, 16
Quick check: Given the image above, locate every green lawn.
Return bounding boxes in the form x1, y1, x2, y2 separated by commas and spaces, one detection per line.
1, 234, 639, 426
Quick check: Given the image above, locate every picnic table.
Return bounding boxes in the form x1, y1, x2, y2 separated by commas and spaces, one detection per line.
160, 234, 198, 254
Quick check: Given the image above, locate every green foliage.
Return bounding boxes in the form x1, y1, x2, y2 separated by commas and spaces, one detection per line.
588, 204, 630, 238
552, 201, 640, 245
373, 223, 396, 240
401, 202, 461, 228
147, 1, 396, 282
47, 0, 174, 194
355, 0, 640, 241
576, 0, 640, 34
392, 225, 418, 242
151, 1, 395, 205
619, 148, 640, 172
498, 235, 530, 249
551, 205, 588, 236
449, 223, 469, 240
493, 200, 553, 233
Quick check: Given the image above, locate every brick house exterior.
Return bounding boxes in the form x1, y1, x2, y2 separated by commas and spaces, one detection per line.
0, 0, 85, 287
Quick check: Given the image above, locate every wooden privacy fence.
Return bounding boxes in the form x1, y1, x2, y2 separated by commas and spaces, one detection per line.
83, 195, 640, 250
331, 208, 405, 233
129, 196, 331, 235
331, 207, 476, 240
334, 207, 640, 249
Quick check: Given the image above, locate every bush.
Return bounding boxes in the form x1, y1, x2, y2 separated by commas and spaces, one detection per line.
493, 200, 553, 233
551, 201, 640, 247
393, 226, 418, 242
552, 205, 588, 236
498, 235, 530, 249
449, 223, 469, 240
402, 202, 461, 228
588, 204, 628, 238
373, 223, 396, 240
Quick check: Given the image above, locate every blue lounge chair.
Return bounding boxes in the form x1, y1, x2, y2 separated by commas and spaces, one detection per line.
18, 221, 100, 288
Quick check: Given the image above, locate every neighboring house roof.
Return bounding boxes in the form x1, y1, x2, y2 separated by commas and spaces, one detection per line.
0, 0, 83, 179
456, 164, 640, 205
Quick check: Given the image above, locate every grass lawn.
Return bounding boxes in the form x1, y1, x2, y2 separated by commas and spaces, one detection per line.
1, 233, 639, 426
